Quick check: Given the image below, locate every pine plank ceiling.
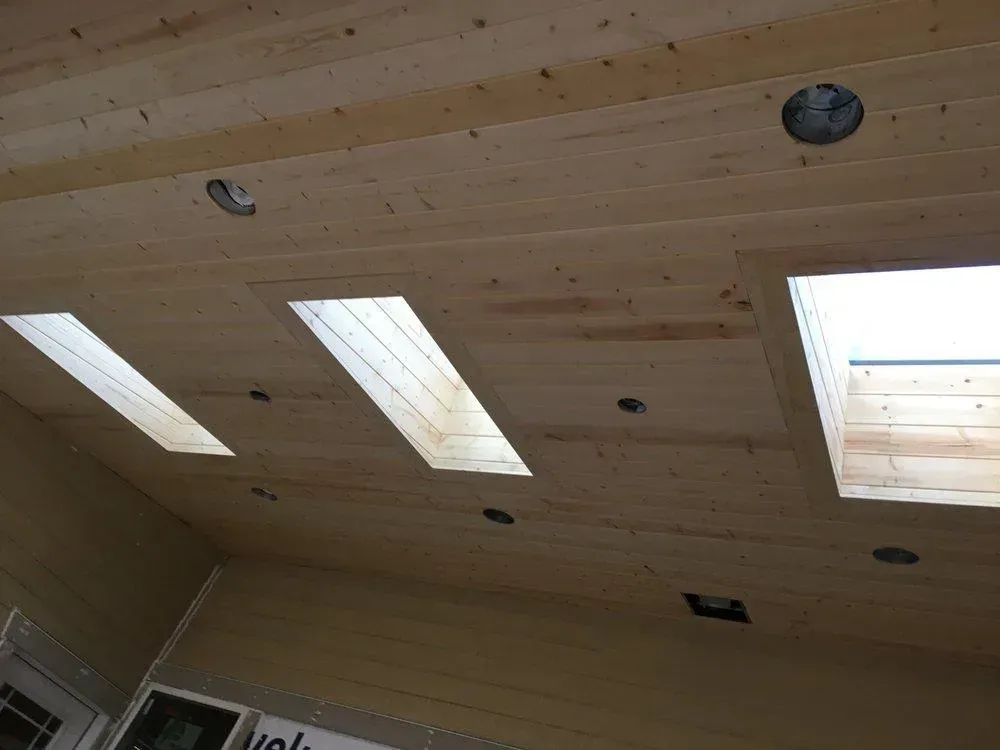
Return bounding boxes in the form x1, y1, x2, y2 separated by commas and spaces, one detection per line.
1, 0, 999, 661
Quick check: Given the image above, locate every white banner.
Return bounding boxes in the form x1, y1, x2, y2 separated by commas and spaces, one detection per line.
245, 715, 395, 750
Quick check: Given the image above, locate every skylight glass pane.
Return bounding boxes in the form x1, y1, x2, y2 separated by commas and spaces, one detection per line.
290, 296, 530, 476
811, 266, 1000, 363
2, 313, 233, 456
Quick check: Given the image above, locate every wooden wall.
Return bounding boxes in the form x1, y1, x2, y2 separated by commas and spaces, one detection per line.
0, 392, 221, 693
168, 559, 1000, 750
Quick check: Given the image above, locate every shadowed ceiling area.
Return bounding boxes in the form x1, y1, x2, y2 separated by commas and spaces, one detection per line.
0, 0, 999, 666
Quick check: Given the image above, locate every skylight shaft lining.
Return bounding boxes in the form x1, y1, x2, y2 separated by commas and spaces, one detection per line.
372, 297, 464, 386
2, 313, 233, 456
292, 301, 446, 456
300, 300, 455, 423
289, 296, 530, 476
339, 298, 459, 415
789, 266, 1000, 508
14, 315, 194, 427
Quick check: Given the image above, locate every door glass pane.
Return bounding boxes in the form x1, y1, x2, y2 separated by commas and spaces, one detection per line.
0, 704, 43, 750
114, 692, 238, 750
8, 689, 55, 727
0, 683, 63, 750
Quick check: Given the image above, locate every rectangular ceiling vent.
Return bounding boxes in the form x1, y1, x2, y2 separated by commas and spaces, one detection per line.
2, 313, 233, 456
289, 296, 530, 476
683, 593, 751, 623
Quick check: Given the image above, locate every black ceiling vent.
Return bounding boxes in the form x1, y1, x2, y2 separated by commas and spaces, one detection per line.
873, 546, 919, 565
617, 397, 647, 414
251, 487, 278, 502
683, 593, 751, 623
781, 83, 864, 145
206, 179, 256, 215
483, 508, 515, 525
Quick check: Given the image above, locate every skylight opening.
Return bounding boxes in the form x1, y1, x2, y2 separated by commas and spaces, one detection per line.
289, 296, 530, 476
1, 313, 233, 456
789, 265, 1000, 508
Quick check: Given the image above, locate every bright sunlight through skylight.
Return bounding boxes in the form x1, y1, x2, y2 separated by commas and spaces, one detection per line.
789, 264, 1000, 509
290, 297, 530, 476
815, 265, 1000, 363
2, 313, 233, 456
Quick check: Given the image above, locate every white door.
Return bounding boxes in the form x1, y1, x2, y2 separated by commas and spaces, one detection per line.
0, 655, 97, 750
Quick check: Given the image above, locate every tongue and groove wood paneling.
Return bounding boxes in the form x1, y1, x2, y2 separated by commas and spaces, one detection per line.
0, 393, 220, 693
0, 0, 873, 169
0, 0, 997, 704
166, 560, 1000, 750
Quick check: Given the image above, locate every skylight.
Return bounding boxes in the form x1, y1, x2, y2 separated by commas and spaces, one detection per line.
2, 313, 233, 456
818, 266, 1000, 363
290, 297, 530, 476
789, 265, 1000, 508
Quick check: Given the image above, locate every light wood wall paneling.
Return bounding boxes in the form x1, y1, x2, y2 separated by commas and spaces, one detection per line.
165, 560, 1000, 750
0, 393, 221, 691
845, 423, 1000, 460
202, 543, 1000, 659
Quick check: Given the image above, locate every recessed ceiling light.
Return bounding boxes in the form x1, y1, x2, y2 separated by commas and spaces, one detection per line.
251, 487, 278, 502
873, 546, 919, 565
617, 397, 647, 413
206, 179, 256, 215
782, 83, 863, 145
483, 508, 514, 525
249, 389, 271, 403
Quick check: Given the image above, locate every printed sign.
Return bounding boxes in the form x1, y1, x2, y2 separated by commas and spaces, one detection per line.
245, 715, 394, 750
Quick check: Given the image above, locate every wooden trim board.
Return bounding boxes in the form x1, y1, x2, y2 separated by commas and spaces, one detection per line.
740, 233, 1000, 511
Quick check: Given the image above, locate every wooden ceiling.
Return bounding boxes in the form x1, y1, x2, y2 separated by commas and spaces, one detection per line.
1, 0, 1000, 661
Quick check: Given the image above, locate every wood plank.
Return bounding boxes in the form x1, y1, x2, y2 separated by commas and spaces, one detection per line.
0, 393, 221, 691
469, 339, 768, 367
843, 452, 1000, 496
1, 0, 994, 199
495, 382, 780, 420
789, 277, 846, 472
478, 360, 773, 388
849, 363, 1000, 396
0, 0, 580, 105
6, 188, 1000, 301
846, 393, 1000, 427
844, 423, 1000, 460
6, 52, 1000, 233
0, 0, 871, 166
8, 143, 1000, 258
